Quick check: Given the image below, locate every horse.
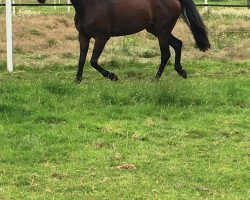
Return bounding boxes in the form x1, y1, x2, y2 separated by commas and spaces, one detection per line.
37, 0, 211, 83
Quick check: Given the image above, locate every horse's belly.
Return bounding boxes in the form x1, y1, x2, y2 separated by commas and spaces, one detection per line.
111, 24, 148, 36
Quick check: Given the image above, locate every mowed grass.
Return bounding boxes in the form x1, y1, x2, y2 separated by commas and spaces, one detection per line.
0, 57, 249, 199
0, 6, 250, 200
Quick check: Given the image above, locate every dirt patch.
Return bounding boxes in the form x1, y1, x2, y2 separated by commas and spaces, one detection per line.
0, 8, 249, 66
117, 164, 137, 170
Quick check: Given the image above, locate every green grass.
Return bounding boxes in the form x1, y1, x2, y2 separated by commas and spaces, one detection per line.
0, 58, 249, 199
0, 3, 249, 199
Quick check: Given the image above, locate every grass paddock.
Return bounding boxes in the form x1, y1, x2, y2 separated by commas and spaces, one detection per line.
0, 6, 250, 200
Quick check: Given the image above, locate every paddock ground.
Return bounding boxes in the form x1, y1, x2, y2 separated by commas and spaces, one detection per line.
0, 7, 249, 199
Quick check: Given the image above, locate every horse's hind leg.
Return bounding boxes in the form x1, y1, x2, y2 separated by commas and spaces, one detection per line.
155, 35, 171, 80
169, 34, 187, 78
75, 33, 90, 83
91, 37, 118, 81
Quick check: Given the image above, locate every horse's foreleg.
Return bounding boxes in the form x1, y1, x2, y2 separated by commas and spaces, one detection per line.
91, 37, 118, 81
75, 33, 90, 83
169, 34, 187, 78
155, 36, 171, 80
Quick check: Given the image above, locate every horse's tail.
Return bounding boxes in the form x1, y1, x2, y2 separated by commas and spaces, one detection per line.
181, 0, 211, 51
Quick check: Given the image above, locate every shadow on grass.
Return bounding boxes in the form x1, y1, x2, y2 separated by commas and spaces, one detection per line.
42, 81, 78, 95
35, 115, 68, 124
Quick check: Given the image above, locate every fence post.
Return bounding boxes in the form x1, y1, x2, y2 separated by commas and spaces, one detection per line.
13, 0, 15, 15
205, 0, 208, 10
6, 0, 13, 73
54, 0, 56, 10
67, 0, 70, 13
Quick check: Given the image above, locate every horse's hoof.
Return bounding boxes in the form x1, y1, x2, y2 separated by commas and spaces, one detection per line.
177, 69, 187, 79
109, 73, 118, 81
74, 77, 82, 84
154, 76, 160, 81
155, 72, 163, 81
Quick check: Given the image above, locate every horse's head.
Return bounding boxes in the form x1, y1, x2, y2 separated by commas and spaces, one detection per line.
37, 0, 46, 4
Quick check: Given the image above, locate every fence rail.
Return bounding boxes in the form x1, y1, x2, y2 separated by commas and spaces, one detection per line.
196, 4, 249, 7
0, 3, 71, 6
0, 3, 249, 8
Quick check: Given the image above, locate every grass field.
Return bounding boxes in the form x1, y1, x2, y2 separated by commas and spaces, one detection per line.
0, 5, 250, 200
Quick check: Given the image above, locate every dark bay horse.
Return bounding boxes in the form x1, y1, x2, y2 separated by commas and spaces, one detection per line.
37, 0, 211, 82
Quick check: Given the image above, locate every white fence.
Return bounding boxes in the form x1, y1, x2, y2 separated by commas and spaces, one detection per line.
3, 0, 71, 73
8, 0, 71, 15
6, 0, 13, 73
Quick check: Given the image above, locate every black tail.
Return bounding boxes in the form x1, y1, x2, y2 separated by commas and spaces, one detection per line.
182, 0, 211, 51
